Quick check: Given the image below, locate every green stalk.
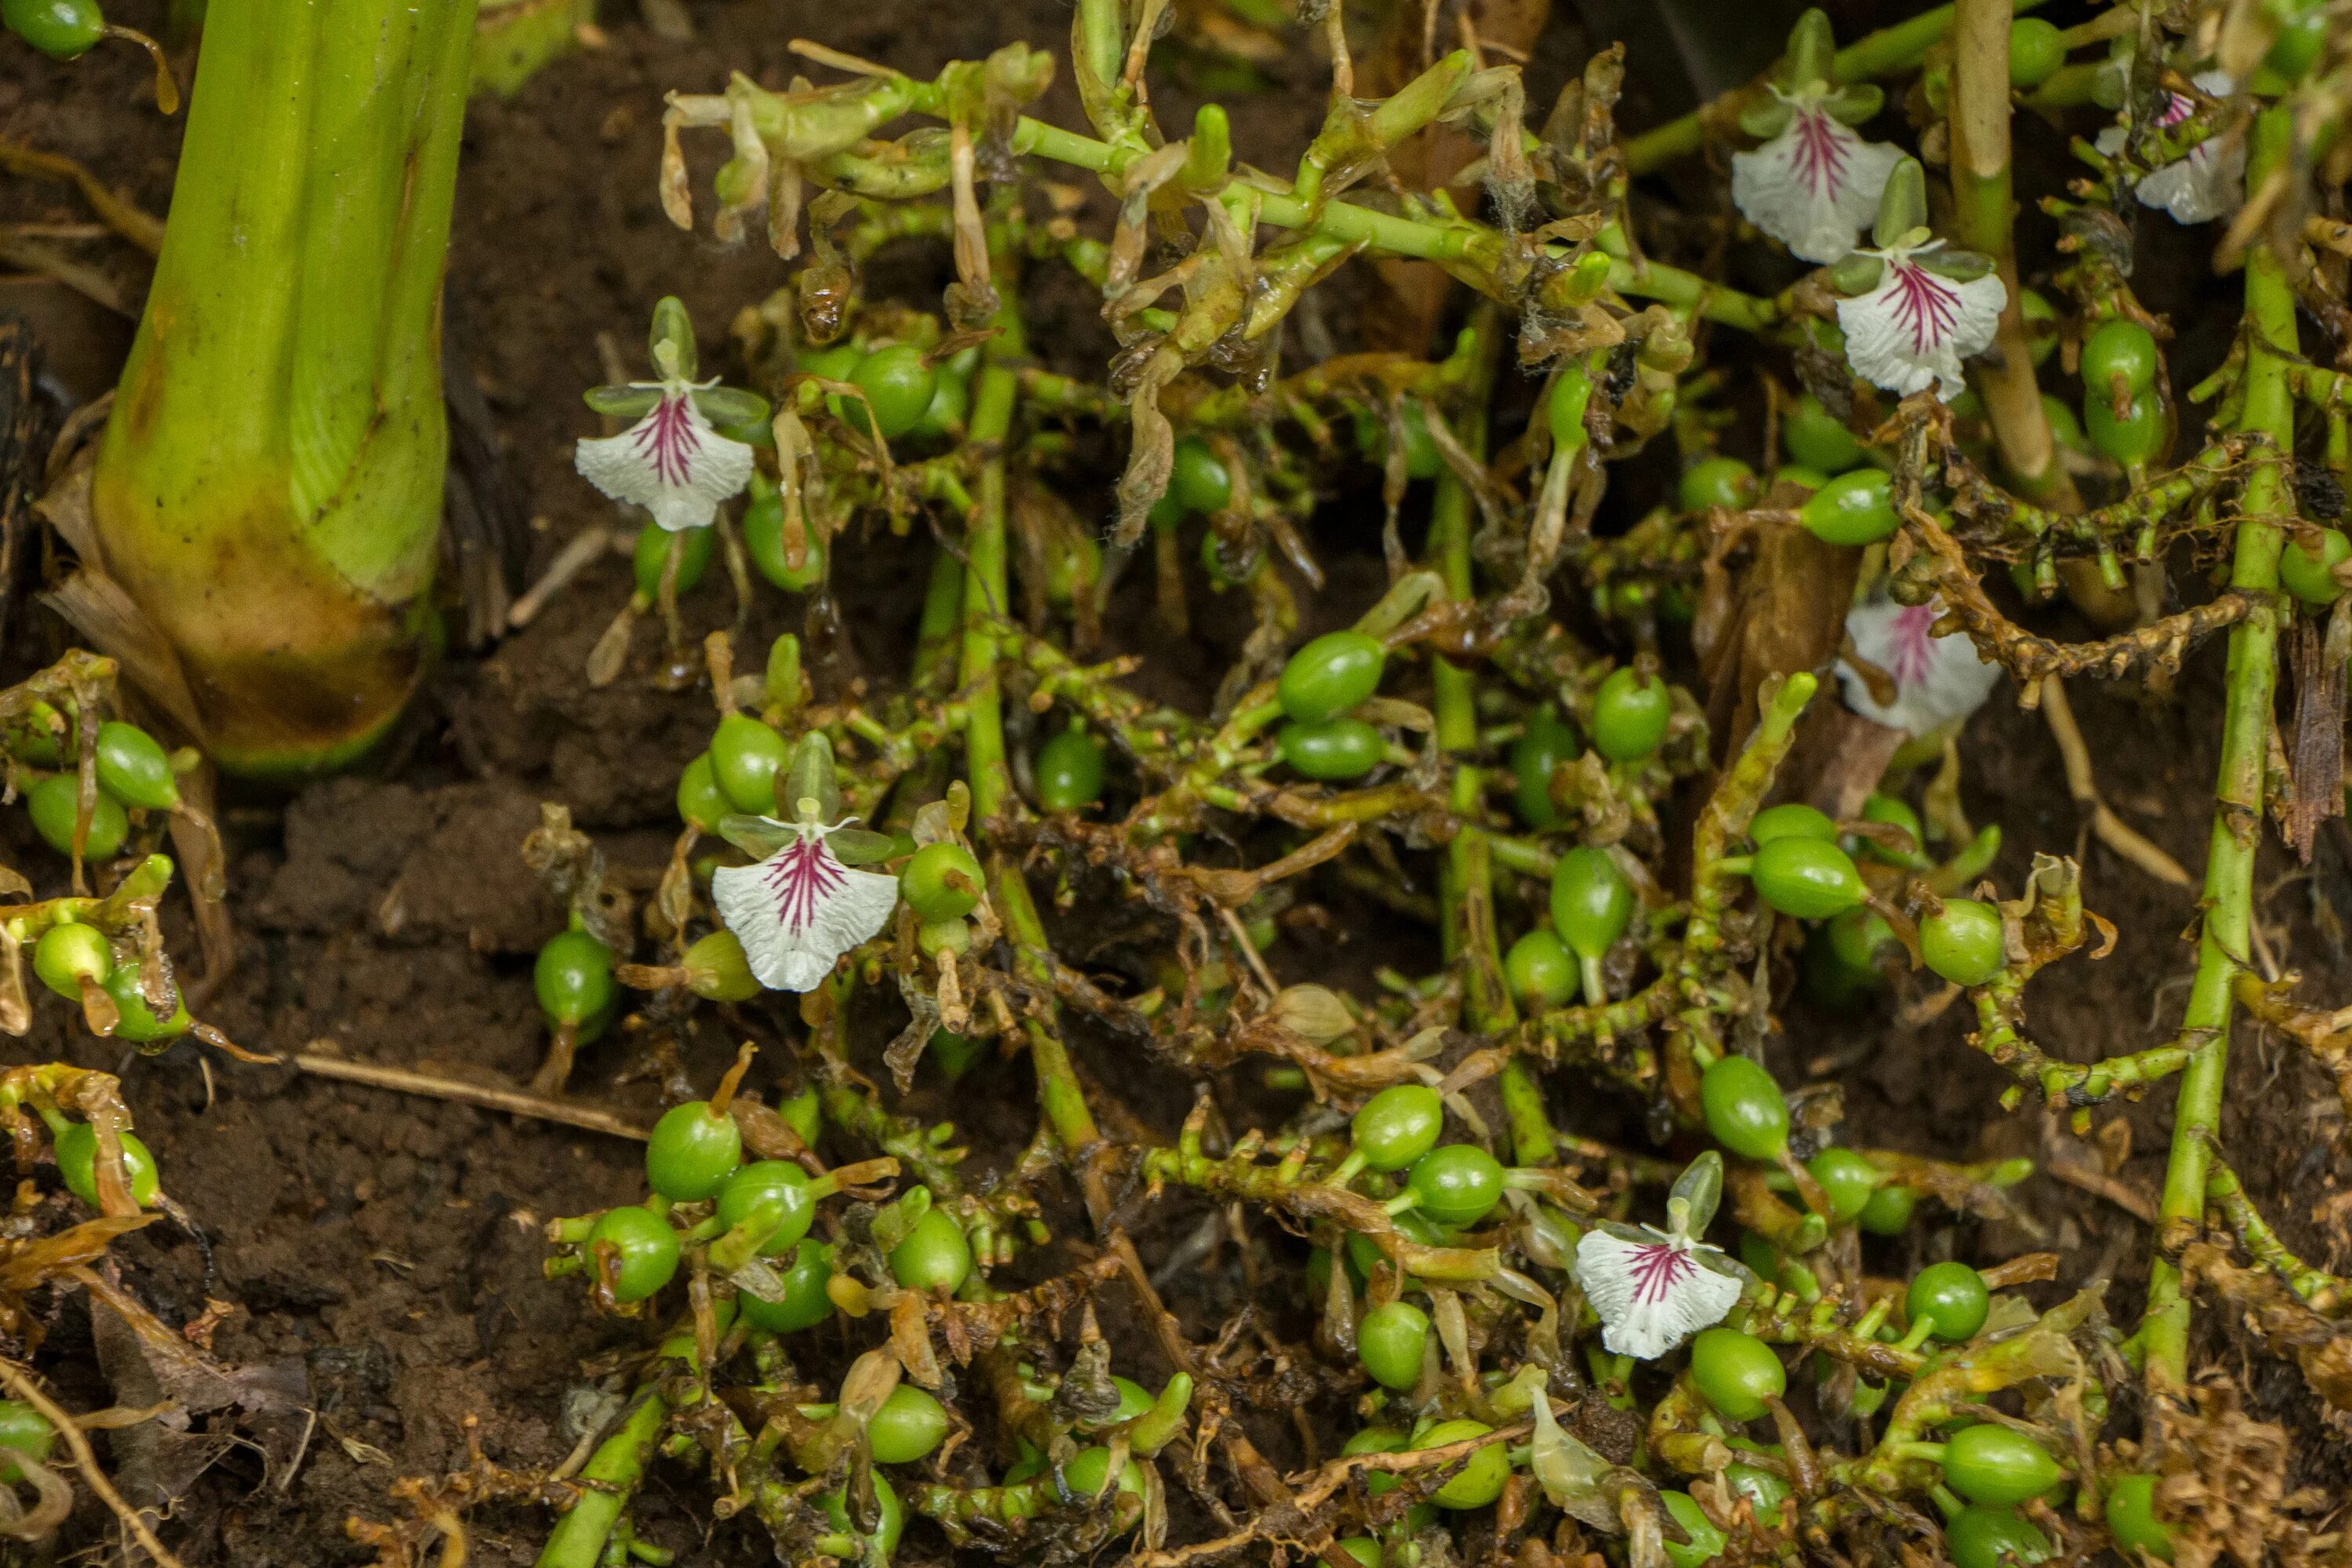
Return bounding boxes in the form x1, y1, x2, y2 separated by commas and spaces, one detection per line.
1422, 321, 1552, 1166
91, 0, 474, 776
2140, 106, 2296, 1388
535, 1388, 670, 1567
958, 249, 1098, 1158
1949, 0, 2076, 510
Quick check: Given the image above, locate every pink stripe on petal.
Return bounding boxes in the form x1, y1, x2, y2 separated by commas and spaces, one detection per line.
1624, 1241, 1697, 1305
763, 835, 850, 935
632, 395, 702, 488
1882, 603, 1941, 689
1790, 110, 1852, 201
1886, 263, 1962, 355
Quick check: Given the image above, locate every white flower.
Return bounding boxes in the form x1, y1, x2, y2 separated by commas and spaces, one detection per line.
1835, 243, 2007, 402
1732, 92, 1906, 263
2094, 72, 2242, 226
1574, 1221, 1744, 1360
575, 377, 756, 533
712, 819, 900, 992
1837, 595, 2002, 736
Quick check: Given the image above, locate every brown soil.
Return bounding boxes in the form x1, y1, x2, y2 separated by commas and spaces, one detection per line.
1, 2, 2349, 1564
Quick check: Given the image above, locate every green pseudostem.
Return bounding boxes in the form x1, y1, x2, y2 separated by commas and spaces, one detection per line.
2140, 104, 2296, 1391
88, 0, 474, 777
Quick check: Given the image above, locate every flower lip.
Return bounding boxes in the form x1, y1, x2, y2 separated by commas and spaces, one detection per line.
575, 373, 757, 533
1836, 594, 2002, 737
2092, 70, 2244, 225
1730, 89, 1905, 265
1573, 1219, 1745, 1360
712, 815, 901, 993
1835, 240, 2007, 403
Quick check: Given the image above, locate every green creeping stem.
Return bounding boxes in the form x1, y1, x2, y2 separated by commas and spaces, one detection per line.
957, 236, 1099, 1160
1424, 317, 1555, 1165
2140, 106, 2297, 1390
535, 1389, 671, 1568
1621, 1, 2050, 174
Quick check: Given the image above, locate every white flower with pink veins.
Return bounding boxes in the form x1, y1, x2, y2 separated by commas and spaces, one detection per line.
1837, 595, 2002, 737
575, 372, 757, 533
1732, 89, 1907, 263
713, 818, 901, 992
1575, 1220, 1745, 1361
1835, 242, 2008, 402
2095, 71, 2242, 226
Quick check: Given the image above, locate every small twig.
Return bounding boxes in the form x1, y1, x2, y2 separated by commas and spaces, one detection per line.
292, 1048, 651, 1140
2038, 675, 2192, 886
0, 1359, 185, 1568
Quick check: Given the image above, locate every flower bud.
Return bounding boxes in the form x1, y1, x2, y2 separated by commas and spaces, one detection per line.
1272, 984, 1355, 1045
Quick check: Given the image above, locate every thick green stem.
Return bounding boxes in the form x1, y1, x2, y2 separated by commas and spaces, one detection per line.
1949, 0, 2075, 510
90, 0, 474, 776
2140, 107, 2297, 1390
536, 1389, 670, 1567
958, 256, 1098, 1158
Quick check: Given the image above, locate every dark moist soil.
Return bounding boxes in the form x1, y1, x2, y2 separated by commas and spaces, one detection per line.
3, 2, 2352, 1563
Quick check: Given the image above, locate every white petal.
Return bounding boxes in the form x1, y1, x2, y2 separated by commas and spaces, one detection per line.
1731, 107, 1904, 264
1573, 1229, 1742, 1361
575, 393, 756, 533
2136, 136, 2245, 224
1837, 595, 2002, 736
1836, 256, 2007, 402
713, 832, 900, 993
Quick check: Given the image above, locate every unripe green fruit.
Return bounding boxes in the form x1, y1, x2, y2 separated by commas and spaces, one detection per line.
589, 1205, 682, 1302
1035, 726, 1107, 811
1947, 1506, 2053, 1568
32, 922, 109, 1000
844, 344, 937, 440
1356, 1300, 1431, 1389
1589, 668, 1671, 762
1921, 898, 2005, 986
1550, 846, 1633, 960
3, 0, 103, 58
1806, 1147, 1880, 1223
633, 521, 713, 599
1679, 456, 1759, 512
2082, 319, 2159, 397
1510, 708, 1578, 829
1907, 1260, 1991, 1342
95, 723, 178, 811
2106, 1474, 2175, 1563
677, 753, 728, 831
743, 488, 827, 591
2281, 528, 2352, 605
1750, 803, 1836, 845
1278, 631, 1387, 723
0, 1400, 53, 1486
739, 1239, 836, 1331
1351, 1083, 1445, 1173
1689, 1327, 1786, 1421
1415, 1420, 1508, 1510
1277, 717, 1384, 781
716, 1160, 817, 1255
710, 714, 790, 815
1858, 1182, 1918, 1235
1169, 436, 1232, 515
2008, 17, 2065, 86
645, 1102, 743, 1201
1749, 836, 1865, 919
102, 966, 191, 1042
1504, 928, 1577, 1009
1799, 468, 1899, 546
889, 1207, 973, 1294
535, 928, 615, 1027
1700, 1054, 1789, 1160
1662, 1491, 1728, 1568
822, 1472, 905, 1558
2085, 391, 2164, 466
1406, 1144, 1505, 1228
55, 1122, 159, 1207
1941, 1421, 2061, 1505
868, 1384, 949, 1464
28, 774, 127, 860
902, 842, 984, 921
1784, 394, 1866, 472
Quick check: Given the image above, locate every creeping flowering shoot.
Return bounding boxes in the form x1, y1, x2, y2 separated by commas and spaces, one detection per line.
1731, 91, 1904, 263
575, 295, 768, 533
1837, 595, 2002, 737
1573, 1152, 1745, 1360
2095, 72, 2242, 225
